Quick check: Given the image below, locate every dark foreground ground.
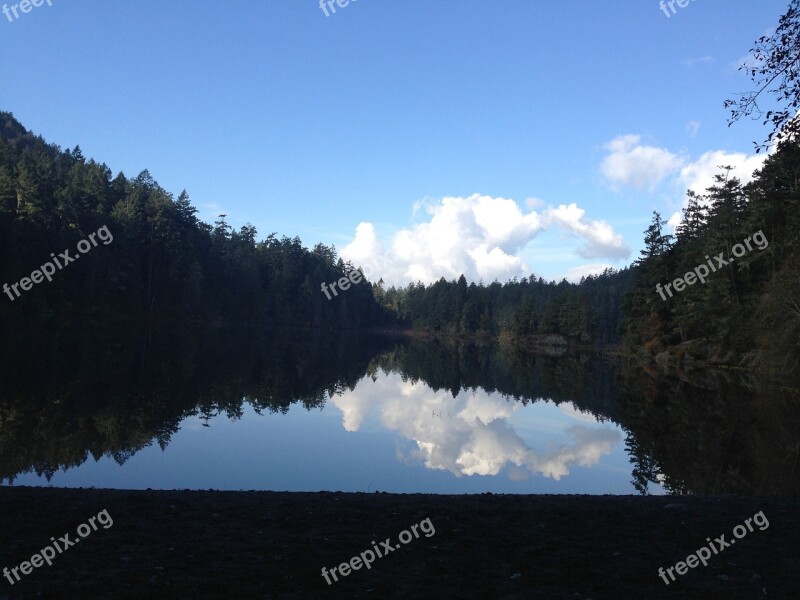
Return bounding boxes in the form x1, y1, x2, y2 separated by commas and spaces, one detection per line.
0, 488, 797, 599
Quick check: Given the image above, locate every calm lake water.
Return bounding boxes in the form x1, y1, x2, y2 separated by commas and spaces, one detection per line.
2, 320, 798, 495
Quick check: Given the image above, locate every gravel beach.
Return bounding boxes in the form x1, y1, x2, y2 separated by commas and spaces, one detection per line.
0, 487, 798, 599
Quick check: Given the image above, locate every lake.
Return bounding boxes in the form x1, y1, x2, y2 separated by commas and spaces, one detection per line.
2, 319, 798, 495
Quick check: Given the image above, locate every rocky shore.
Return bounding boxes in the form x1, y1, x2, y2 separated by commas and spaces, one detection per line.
0, 487, 798, 599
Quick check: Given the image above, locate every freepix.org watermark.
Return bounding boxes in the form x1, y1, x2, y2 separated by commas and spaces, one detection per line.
659, 0, 696, 19
320, 264, 381, 300
321, 268, 364, 300
2, 225, 113, 302
319, 0, 363, 17
656, 230, 768, 301
3, 509, 113, 586
321, 517, 435, 585
657, 510, 768, 585
2, 0, 52, 23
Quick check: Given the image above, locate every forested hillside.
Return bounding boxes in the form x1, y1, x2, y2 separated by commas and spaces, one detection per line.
621, 141, 800, 374
0, 112, 391, 328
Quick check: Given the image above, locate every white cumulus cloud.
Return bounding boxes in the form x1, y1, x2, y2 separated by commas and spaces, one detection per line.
601, 134, 686, 192
340, 194, 630, 286
599, 133, 771, 233
678, 150, 767, 198
543, 203, 630, 260
667, 150, 769, 229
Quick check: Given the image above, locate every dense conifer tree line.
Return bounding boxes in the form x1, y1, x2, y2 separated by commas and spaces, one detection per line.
0, 112, 391, 329
4, 106, 798, 367
374, 269, 634, 344
621, 141, 800, 373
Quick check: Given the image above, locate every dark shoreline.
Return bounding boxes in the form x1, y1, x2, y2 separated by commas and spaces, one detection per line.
1, 487, 797, 599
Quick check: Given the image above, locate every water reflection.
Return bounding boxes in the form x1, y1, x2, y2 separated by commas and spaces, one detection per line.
0, 319, 798, 494
330, 372, 622, 480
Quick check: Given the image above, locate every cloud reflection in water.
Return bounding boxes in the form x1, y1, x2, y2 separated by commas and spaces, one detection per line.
329, 372, 622, 481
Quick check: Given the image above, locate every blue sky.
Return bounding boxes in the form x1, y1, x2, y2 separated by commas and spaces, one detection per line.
0, 0, 788, 284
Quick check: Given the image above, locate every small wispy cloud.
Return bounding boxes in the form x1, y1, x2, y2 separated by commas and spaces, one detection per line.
684, 56, 714, 68
565, 263, 613, 283
525, 197, 546, 210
